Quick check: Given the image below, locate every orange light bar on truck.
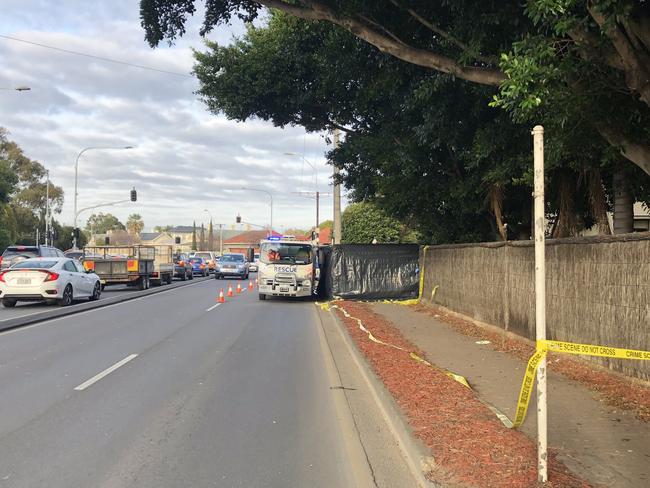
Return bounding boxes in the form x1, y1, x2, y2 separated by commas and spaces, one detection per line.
127, 259, 139, 272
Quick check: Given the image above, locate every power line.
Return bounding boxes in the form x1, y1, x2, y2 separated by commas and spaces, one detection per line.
0, 34, 193, 78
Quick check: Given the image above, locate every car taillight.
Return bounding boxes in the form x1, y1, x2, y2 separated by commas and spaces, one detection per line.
200, 264, 205, 268
0, 256, 3, 265
42, 271, 59, 282
178, 260, 185, 266
0, 271, 6, 282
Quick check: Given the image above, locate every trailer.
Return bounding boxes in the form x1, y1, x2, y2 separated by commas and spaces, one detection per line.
150, 245, 174, 285
83, 245, 155, 290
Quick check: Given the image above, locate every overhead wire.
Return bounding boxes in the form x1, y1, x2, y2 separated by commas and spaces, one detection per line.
0, 34, 193, 78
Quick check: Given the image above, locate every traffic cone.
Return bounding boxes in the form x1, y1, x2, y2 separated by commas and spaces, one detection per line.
248, 280, 253, 291
227, 285, 234, 297
236, 283, 242, 294
218, 289, 225, 303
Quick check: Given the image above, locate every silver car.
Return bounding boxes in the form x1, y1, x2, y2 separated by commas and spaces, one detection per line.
214, 253, 249, 280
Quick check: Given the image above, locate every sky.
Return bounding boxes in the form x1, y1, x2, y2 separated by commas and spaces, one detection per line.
0, 0, 342, 233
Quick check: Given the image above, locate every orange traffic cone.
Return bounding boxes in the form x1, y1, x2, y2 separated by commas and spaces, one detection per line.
218, 289, 225, 303
236, 283, 242, 294
248, 280, 253, 290
227, 285, 234, 297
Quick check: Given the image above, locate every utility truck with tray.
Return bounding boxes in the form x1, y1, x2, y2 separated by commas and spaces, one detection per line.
82, 245, 155, 290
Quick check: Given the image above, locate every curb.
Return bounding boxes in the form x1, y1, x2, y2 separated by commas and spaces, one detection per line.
0, 276, 214, 333
317, 305, 437, 488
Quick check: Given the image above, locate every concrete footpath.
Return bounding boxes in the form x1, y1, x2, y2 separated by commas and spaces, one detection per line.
370, 302, 650, 488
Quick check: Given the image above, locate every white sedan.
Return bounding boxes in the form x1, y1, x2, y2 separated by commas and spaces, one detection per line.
0, 257, 101, 307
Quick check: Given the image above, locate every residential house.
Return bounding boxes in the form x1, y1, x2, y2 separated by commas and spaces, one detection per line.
223, 230, 281, 255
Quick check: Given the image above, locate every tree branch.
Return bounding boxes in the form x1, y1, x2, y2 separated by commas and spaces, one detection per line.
258, 0, 505, 86
389, 0, 496, 65
596, 124, 650, 176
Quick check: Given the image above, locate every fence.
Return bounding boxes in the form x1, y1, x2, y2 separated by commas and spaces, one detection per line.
420, 233, 650, 380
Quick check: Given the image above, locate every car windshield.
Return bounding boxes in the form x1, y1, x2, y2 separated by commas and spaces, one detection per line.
11, 260, 57, 269
220, 255, 244, 263
189, 258, 202, 263
3, 249, 38, 259
193, 253, 211, 259
260, 243, 312, 264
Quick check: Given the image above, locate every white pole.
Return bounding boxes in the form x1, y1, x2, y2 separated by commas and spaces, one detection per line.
45, 170, 50, 246
333, 129, 342, 245
532, 125, 547, 483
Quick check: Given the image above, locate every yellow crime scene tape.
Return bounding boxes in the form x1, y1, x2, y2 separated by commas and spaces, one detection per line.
512, 339, 650, 428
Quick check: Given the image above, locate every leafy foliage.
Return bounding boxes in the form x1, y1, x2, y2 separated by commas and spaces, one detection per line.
85, 213, 126, 234
127, 213, 145, 235
342, 202, 418, 244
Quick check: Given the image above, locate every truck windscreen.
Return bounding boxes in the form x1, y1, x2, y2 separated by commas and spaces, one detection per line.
260, 243, 312, 265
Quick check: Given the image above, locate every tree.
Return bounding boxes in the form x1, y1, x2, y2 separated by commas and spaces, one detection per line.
1, 128, 65, 244
341, 202, 418, 244
318, 220, 333, 231
127, 213, 145, 235
53, 223, 87, 251
154, 224, 173, 232
141, 1, 650, 177
85, 213, 125, 234
191, 221, 197, 250
199, 222, 206, 251
208, 220, 214, 250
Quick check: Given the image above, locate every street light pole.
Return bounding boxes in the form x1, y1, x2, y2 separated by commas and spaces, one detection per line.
333, 129, 342, 245
240, 187, 273, 236
284, 152, 321, 230
72, 145, 134, 248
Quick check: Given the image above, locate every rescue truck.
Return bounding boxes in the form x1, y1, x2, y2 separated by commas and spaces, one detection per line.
257, 236, 320, 300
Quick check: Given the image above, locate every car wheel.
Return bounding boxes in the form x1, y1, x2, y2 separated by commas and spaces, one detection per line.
258, 293, 266, 301
59, 285, 73, 307
2, 298, 17, 308
244, 273, 249, 280
89, 282, 101, 301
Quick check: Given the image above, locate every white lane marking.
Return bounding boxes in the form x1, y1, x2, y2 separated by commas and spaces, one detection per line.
206, 303, 221, 312
0, 279, 211, 337
74, 354, 138, 391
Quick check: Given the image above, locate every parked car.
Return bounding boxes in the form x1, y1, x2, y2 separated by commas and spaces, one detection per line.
0, 257, 101, 307
214, 253, 249, 280
1, 245, 65, 271
248, 253, 260, 272
173, 253, 193, 281
191, 251, 217, 273
64, 249, 85, 261
189, 257, 209, 277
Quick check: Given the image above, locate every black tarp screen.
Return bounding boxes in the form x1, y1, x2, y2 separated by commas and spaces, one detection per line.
323, 244, 419, 300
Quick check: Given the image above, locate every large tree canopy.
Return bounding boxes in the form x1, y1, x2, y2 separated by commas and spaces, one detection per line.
141, 0, 650, 177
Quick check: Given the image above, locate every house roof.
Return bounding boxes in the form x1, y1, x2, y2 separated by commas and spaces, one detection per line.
319, 227, 332, 244
140, 232, 161, 241
224, 230, 281, 244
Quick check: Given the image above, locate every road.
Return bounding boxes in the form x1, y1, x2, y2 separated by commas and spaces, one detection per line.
0, 276, 212, 323
0, 277, 414, 487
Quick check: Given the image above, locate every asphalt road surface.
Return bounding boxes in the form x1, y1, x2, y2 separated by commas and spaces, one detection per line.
0, 276, 212, 323
0, 277, 396, 487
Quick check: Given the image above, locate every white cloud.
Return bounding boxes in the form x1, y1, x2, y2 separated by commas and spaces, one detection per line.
1, 0, 343, 233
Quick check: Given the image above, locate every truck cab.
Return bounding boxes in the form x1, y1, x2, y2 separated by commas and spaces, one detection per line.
257, 237, 319, 300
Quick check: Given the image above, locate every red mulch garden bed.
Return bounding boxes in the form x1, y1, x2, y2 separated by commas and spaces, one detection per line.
412, 304, 650, 423
334, 300, 590, 488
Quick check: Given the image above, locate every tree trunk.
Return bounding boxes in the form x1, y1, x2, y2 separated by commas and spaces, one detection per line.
552, 172, 578, 238
612, 167, 634, 234
587, 168, 611, 234
487, 184, 507, 240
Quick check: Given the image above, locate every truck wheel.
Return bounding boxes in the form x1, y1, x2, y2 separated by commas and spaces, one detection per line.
189, 271, 194, 280
181, 271, 187, 281
258, 293, 267, 301
138, 276, 150, 291
166, 274, 173, 285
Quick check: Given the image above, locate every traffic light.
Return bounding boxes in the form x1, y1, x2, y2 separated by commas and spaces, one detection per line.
104, 236, 110, 245
236, 214, 241, 223
130, 187, 137, 202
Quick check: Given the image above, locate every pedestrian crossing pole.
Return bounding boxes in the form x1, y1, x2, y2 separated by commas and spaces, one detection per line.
532, 125, 548, 483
